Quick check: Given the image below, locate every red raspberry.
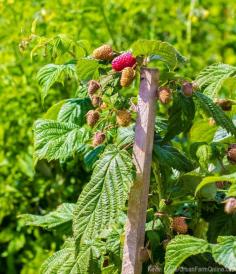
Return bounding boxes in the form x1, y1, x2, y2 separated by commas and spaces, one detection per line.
112, 52, 136, 72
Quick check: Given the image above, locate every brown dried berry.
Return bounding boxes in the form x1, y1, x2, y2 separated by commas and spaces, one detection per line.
215, 181, 230, 189
86, 110, 100, 127
92, 132, 105, 147
116, 110, 131, 127
140, 247, 151, 262
224, 197, 236, 214
227, 144, 236, 164
182, 81, 193, 97
91, 95, 102, 107
92, 44, 113, 61
216, 99, 232, 111
172, 216, 188, 234
158, 87, 172, 104
120, 67, 135, 87
88, 80, 100, 95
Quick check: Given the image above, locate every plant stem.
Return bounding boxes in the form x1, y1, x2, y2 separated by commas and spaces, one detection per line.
152, 161, 164, 205
186, 0, 196, 46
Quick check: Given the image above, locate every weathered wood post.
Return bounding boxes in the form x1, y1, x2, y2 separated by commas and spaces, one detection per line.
122, 68, 159, 274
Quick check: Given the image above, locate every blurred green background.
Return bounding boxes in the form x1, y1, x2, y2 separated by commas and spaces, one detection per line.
0, 0, 236, 273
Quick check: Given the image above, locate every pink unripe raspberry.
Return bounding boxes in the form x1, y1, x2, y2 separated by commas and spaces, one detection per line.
112, 52, 136, 72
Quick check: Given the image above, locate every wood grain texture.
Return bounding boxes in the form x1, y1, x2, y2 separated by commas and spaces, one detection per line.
122, 68, 159, 274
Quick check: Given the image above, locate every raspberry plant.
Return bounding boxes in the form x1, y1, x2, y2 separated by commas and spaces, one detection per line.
20, 36, 236, 273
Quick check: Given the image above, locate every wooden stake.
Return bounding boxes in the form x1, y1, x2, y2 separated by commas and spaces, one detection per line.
122, 68, 159, 274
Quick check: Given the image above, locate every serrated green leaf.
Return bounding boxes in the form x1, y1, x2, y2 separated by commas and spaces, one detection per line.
194, 92, 236, 137
190, 119, 217, 143
51, 34, 75, 58
58, 98, 92, 125
165, 235, 210, 274
196, 63, 236, 98
84, 145, 105, 171
131, 39, 181, 69
116, 125, 135, 148
40, 239, 75, 274
34, 119, 89, 161
20, 203, 75, 233
40, 238, 104, 274
212, 236, 236, 271
73, 145, 135, 240
163, 93, 195, 142
195, 176, 236, 196
37, 63, 77, 102
77, 58, 100, 80
44, 100, 66, 120
153, 143, 194, 172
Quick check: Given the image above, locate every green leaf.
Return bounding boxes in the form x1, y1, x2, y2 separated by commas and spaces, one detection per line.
153, 143, 194, 172
190, 119, 217, 143
194, 92, 236, 137
165, 235, 210, 274
77, 58, 100, 80
73, 145, 135, 240
196, 63, 236, 98
51, 34, 74, 58
195, 144, 213, 169
84, 145, 105, 171
43, 100, 66, 120
116, 125, 135, 148
40, 238, 75, 274
40, 238, 104, 274
37, 63, 77, 102
20, 203, 75, 233
212, 236, 236, 271
195, 176, 236, 196
207, 210, 236, 243
131, 39, 182, 69
58, 98, 92, 125
34, 119, 89, 161
164, 93, 195, 141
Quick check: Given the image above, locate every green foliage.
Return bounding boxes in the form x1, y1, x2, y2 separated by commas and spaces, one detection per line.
73, 145, 135, 240
212, 236, 236, 271
153, 143, 194, 172
196, 63, 236, 98
34, 120, 90, 161
20, 203, 75, 233
165, 235, 210, 274
163, 93, 195, 141
40, 238, 105, 274
37, 63, 77, 102
195, 176, 236, 196
194, 91, 236, 136
1, 0, 236, 272
131, 40, 182, 69
166, 235, 236, 273
58, 98, 92, 125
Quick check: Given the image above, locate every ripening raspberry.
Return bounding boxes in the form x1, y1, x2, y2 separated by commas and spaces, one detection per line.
120, 67, 135, 87
88, 80, 100, 95
86, 110, 100, 127
116, 110, 131, 127
92, 45, 113, 61
112, 52, 136, 72
92, 132, 105, 147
